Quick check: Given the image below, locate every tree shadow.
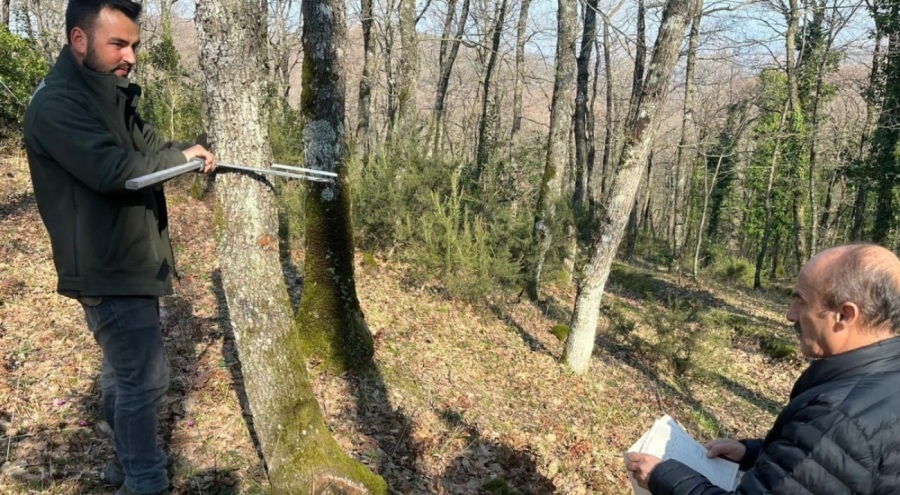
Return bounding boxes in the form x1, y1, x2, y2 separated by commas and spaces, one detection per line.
712, 373, 784, 416
438, 408, 555, 495
487, 304, 554, 357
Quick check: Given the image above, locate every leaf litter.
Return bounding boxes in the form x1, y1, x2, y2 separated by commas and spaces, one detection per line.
0, 152, 804, 494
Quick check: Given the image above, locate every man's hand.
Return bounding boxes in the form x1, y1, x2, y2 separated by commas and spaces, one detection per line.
182, 145, 217, 173
626, 452, 663, 489
705, 438, 746, 462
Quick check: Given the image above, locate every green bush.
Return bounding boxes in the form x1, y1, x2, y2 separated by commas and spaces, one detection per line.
0, 29, 47, 142
711, 256, 755, 287
350, 140, 531, 301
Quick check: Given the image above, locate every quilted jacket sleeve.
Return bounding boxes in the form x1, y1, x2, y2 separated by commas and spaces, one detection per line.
649, 403, 875, 495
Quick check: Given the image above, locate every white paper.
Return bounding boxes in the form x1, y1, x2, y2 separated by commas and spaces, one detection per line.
625, 415, 740, 493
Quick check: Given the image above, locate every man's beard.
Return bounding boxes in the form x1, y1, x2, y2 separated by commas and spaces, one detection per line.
82, 37, 131, 77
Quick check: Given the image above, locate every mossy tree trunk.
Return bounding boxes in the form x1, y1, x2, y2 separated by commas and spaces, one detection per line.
297, 0, 376, 372
196, 1, 386, 493
563, 0, 696, 374
526, 0, 577, 301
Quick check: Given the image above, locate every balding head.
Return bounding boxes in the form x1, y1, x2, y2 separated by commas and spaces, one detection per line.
815, 244, 900, 334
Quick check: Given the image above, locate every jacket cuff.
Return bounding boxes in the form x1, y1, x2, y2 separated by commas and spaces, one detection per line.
649, 459, 692, 495
738, 439, 763, 470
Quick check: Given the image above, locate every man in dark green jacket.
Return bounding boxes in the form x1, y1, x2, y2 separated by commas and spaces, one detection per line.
23, 1, 215, 494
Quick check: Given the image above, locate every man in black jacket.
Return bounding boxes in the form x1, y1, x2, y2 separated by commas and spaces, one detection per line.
627, 243, 900, 495
23, 1, 215, 494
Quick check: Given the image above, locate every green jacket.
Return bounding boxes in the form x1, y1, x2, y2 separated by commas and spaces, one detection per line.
24, 47, 190, 298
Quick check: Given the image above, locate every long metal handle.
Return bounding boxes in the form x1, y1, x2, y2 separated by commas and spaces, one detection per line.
126, 159, 203, 190
126, 159, 335, 190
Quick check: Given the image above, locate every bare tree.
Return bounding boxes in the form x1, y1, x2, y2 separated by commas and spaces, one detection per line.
574, 0, 599, 213
510, 0, 532, 140
430, 0, 471, 155
670, 0, 704, 268
563, 0, 697, 374
474, 0, 509, 178
526, 0, 577, 301
357, 0, 377, 157
397, 0, 419, 133
3, 0, 10, 30
196, 0, 385, 491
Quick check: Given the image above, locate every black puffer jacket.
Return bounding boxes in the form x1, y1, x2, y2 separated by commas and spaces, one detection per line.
649, 336, 900, 495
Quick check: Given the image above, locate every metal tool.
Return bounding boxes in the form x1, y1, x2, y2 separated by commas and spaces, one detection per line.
125, 158, 337, 190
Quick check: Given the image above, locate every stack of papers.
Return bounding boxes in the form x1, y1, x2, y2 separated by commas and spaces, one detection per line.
624, 415, 741, 494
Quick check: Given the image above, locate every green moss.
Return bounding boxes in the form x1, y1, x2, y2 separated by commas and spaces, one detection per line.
550, 324, 570, 342
759, 334, 797, 361
362, 252, 378, 270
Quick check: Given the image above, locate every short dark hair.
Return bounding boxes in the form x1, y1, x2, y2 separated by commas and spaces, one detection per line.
820, 244, 900, 333
65, 0, 142, 43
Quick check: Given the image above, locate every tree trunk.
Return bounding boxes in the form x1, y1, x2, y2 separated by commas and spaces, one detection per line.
511, 0, 532, 139
356, 0, 377, 158
431, 0, 470, 155
382, 0, 398, 133
871, 0, 900, 244
526, 0, 577, 301
397, 0, 419, 134
754, 102, 790, 289
573, 0, 599, 214
2, 0, 10, 30
474, 0, 509, 178
784, 0, 809, 265
671, 0, 702, 268
849, 25, 883, 240
195, 1, 385, 492
600, 19, 614, 200
693, 154, 724, 278
627, 0, 647, 123
563, 0, 696, 374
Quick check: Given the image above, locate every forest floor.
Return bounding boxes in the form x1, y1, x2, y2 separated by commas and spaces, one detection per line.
0, 149, 806, 494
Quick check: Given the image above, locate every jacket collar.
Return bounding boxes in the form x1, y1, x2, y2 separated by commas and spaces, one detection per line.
55, 45, 135, 104
790, 336, 900, 400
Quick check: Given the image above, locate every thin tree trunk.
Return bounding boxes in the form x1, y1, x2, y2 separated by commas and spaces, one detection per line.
397, 0, 419, 134
784, 0, 809, 265
600, 19, 614, 200
850, 26, 883, 240
526, 0, 577, 301
628, 0, 646, 122
574, 0, 599, 213
671, 0, 703, 268
563, 0, 696, 373
2, 0, 10, 30
356, 0, 376, 159
195, 1, 385, 492
693, 154, 724, 278
383, 0, 398, 133
511, 0, 532, 139
754, 102, 790, 289
431, 0, 470, 155
474, 0, 509, 178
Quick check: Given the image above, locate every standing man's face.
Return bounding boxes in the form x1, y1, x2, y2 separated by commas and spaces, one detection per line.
71, 7, 140, 78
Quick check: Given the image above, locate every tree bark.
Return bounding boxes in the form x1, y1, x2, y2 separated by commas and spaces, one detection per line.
563, 0, 696, 374
2, 0, 10, 30
511, 0, 532, 139
195, 0, 385, 492
754, 102, 790, 289
573, 0, 599, 213
430, 0, 470, 155
784, 0, 809, 265
474, 0, 509, 178
871, 0, 900, 244
526, 0, 577, 301
671, 0, 702, 269
356, 0, 377, 158
600, 19, 614, 200
397, 0, 419, 134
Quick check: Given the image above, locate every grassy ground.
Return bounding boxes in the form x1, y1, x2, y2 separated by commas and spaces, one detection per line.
0, 150, 805, 494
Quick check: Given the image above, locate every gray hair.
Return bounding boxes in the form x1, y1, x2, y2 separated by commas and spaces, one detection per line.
819, 244, 900, 334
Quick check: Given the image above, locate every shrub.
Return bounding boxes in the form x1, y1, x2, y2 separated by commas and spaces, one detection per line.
711, 257, 755, 287
0, 29, 47, 142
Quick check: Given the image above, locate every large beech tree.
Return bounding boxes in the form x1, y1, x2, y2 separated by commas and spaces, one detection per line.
196, 0, 385, 492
